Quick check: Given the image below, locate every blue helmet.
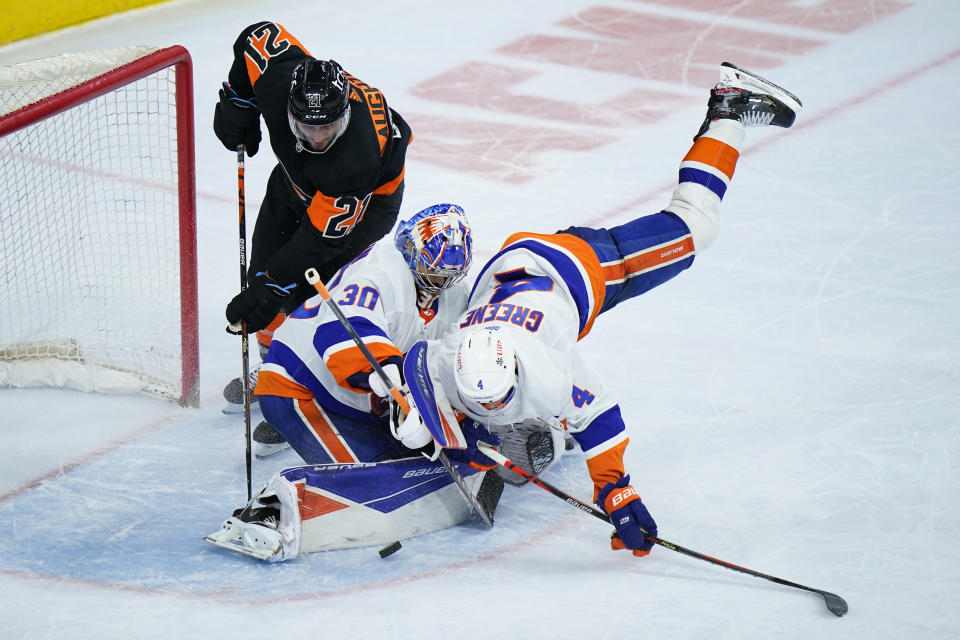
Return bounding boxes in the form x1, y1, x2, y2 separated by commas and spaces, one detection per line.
394, 204, 472, 293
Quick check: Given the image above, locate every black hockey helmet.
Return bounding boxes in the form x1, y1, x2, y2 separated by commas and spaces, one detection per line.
287, 58, 351, 153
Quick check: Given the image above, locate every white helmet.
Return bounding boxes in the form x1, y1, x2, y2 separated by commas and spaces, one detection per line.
454, 327, 518, 417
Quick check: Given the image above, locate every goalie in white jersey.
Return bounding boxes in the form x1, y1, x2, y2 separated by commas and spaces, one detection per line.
252, 203, 474, 463
398, 62, 803, 559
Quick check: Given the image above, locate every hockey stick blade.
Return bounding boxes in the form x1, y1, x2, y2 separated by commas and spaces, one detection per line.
437, 451, 494, 528
822, 592, 849, 617
477, 442, 847, 616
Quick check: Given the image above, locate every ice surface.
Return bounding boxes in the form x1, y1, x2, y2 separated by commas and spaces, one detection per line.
2, 1, 959, 638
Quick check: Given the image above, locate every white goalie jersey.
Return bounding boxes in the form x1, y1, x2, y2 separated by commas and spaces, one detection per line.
256, 239, 469, 423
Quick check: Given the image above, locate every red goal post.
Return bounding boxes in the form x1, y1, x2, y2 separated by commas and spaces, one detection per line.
0, 46, 199, 406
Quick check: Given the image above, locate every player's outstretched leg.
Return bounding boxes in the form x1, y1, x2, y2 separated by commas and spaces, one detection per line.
695, 61, 803, 139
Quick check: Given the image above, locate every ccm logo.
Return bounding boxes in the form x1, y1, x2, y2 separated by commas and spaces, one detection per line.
402, 467, 446, 479
610, 486, 638, 507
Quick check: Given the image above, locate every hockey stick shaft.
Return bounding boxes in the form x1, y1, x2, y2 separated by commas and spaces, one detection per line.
476, 442, 847, 616
237, 145, 252, 501
304, 268, 493, 527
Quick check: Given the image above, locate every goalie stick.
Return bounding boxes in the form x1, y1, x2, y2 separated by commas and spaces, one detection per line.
476, 442, 848, 617
303, 269, 495, 528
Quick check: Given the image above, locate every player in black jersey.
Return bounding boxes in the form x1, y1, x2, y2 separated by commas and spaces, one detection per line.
213, 21, 413, 407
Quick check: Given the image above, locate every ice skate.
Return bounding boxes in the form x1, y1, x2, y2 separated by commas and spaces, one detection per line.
204, 477, 300, 562
221, 366, 260, 414
252, 420, 291, 458
204, 504, 285, 561
695, 62, 802, 139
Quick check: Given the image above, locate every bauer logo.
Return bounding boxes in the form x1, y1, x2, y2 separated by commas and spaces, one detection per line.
402, 467, 447, 479
611, 486, 638, 507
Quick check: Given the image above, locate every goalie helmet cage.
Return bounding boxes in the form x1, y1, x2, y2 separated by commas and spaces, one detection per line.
0, 45, 199, 407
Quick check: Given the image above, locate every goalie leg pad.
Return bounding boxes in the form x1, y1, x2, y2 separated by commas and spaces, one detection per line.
283, 456, 486, 553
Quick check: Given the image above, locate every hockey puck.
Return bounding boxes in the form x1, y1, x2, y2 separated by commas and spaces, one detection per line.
378, 541, 402, 558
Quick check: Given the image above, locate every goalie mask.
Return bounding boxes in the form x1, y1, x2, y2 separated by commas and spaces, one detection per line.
454, 327, 518, 418
287, 58, 351, 154
394, 203, 472, 294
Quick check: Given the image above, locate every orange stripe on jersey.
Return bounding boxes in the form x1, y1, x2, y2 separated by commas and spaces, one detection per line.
294, 482, 349, 521
255, 369, 313, 400
373, 166, 404, 196
243, 23, 311, 87
255, 312, 287, 348
297, 399, 357, 463
602, 236, 695, 285
682, 135, 740, 181
326, 342, 403, 392
585, 438, 629, 502
500, 231, 607, 340
345, 74, 391, 156
306, 193, 361, 238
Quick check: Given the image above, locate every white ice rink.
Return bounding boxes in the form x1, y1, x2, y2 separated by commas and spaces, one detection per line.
1, 1, 958, 638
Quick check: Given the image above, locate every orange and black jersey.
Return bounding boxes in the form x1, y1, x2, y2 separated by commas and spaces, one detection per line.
225, 21, 412, 282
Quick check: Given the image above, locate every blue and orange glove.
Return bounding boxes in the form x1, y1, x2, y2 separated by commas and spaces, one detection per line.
596, 475, 657, 557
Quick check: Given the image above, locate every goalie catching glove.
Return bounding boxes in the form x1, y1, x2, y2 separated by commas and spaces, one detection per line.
226, 272, 296, 334
596, 475, 657, 557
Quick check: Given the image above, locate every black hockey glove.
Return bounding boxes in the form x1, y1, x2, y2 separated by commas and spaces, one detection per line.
225, 272, 296, 334
213, 82, 261, 156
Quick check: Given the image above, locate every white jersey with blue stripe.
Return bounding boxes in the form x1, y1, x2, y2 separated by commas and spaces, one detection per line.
432, 232, 627, 457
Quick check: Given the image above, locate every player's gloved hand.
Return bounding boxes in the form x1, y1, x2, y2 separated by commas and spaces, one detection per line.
446, 419, 500, 470
596, 475, 657, 557
213, 82, 261, 156
390, 402, 433, 450
225, 272, 295, 334
368, 364, 402, 398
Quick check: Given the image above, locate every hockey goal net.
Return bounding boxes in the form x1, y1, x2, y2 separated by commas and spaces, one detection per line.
0, 46, 198, 406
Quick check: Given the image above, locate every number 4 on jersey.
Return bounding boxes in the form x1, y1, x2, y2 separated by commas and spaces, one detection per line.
571, 385, 595, 408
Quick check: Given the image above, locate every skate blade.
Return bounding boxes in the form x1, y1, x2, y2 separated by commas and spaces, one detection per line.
254, 441, 291, 459
220, 400, 261, 415
720, 61, 802, 112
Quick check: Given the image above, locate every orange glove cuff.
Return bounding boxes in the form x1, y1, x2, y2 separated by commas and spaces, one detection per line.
602, 484, 641, 515
610, 533, 652, 557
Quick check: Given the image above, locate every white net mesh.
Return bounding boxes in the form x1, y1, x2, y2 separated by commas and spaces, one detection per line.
0, 47, 192, 402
